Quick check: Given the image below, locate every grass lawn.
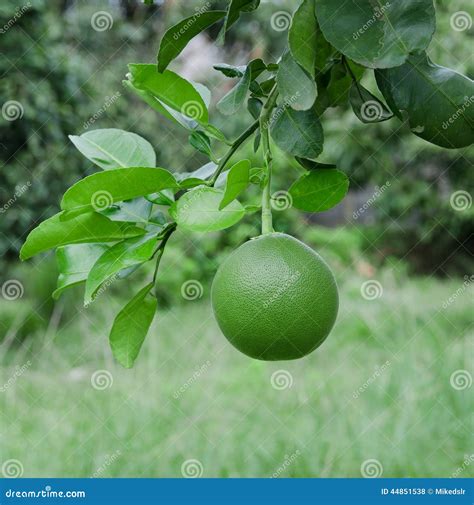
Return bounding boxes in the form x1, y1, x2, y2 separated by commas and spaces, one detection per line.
0, 271, 472, 478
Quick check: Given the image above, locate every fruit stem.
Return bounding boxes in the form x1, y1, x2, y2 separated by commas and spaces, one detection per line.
208, 119, 260, 187
260, 86, 279, 235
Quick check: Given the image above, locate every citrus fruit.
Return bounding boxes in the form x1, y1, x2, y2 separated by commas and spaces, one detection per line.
211, 232, 338, 360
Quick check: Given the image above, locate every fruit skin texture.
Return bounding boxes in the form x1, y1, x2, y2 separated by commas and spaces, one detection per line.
211, 233, 339, 361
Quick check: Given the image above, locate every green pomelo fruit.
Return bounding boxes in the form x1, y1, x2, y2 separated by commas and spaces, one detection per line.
211, 233, 339, 360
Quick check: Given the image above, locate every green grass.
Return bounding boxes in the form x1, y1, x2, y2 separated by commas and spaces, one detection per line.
0, 271, 472, 478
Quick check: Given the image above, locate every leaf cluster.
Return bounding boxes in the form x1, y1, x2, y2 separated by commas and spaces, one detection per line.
20, 0, 473, 367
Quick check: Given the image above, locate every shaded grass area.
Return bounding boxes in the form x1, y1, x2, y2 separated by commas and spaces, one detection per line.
0, 271, 472, 478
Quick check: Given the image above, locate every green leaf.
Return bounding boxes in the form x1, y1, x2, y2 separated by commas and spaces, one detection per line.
157, 11, 226, 72
376, 53, 474, 149
219, 160, 251, 210
61, 167, 178, 213
124, 79, 203, 131
128, 65, 208, 124
20, 212, 145, 261
250, 77, 276, 98
289, 5, 336, 77
148, 209, 168, 227
215, 59, 267, 115
289, 170, 349, 212
214, 63, 246, 78
217, 66, 251, 115
85, 234, 158, 305
295, 157, 337, 170
244, 204, 261, 213
146, 190, 175, 207
123, 79, 191, 128
53, 244, 109, 300
288, 0, 318, 77
314, 0, 436, 69
277, 51, 317, 111
218, 0, 260, 43
249, 167, 266, 186
69, 129, 156, 170
246, 59, 268, 80
270, 107, 324, 159
109, 283, 157, 368
204, 124, 230, 144
101, 198, 153, 224
125, 79, 226, 142
192, 82, 212, 108
189, 131, 212, 158
247, 97, 263, 119
315, 61, 365, 111
176, 162, 217, 189
254, 131, 261, 153
349, 82, 393, 123
214, 59, 267, 80
226, 0, 260, 23
170, 187, 245, 232
313, 36, 338, 76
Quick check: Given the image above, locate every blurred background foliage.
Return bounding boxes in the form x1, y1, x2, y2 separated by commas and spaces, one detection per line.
0, 0, 472, 478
